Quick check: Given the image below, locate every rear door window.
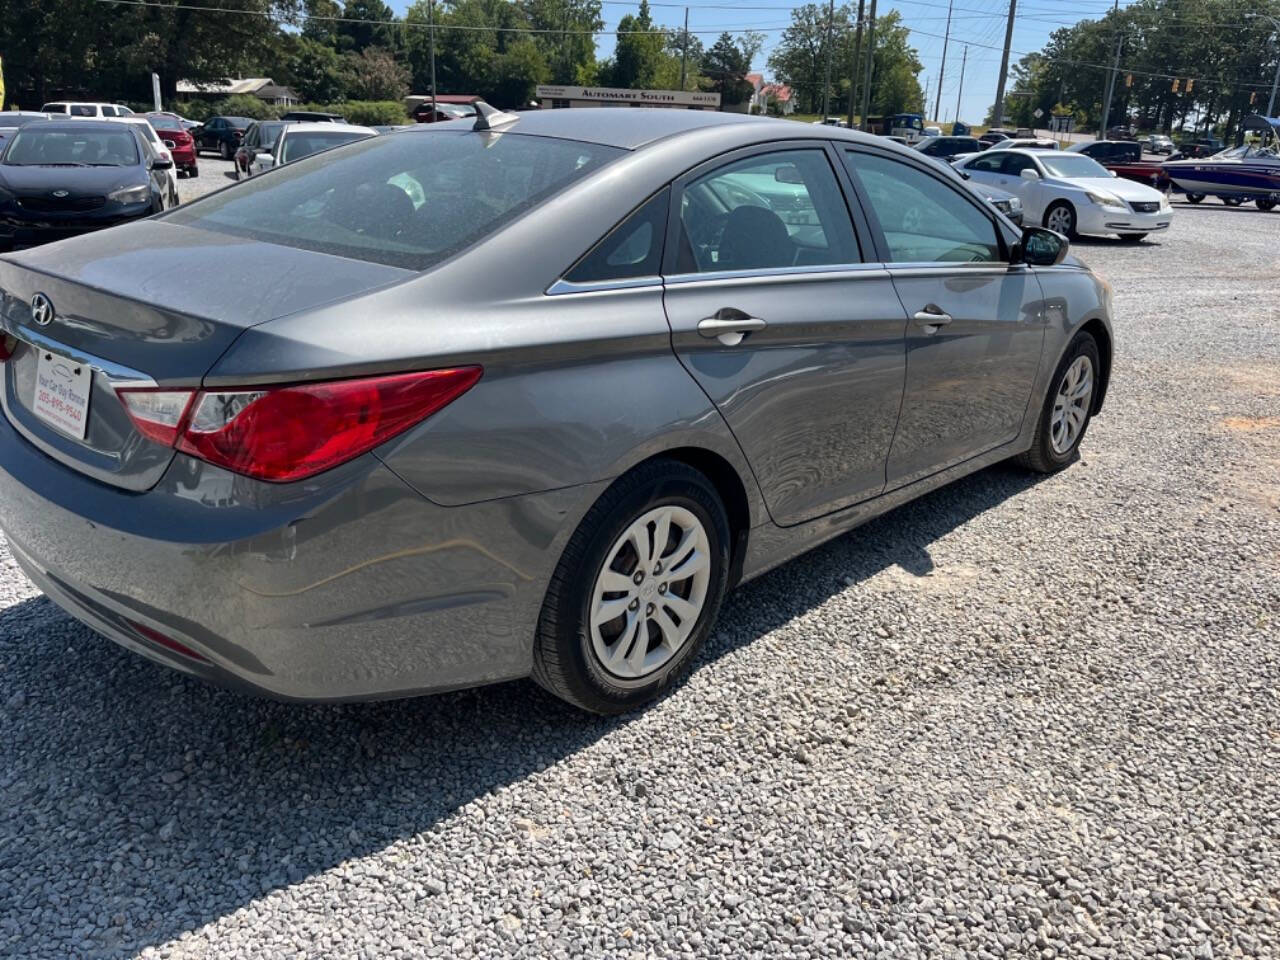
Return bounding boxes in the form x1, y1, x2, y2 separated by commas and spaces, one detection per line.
168, 131, 622, 270
565, 189, 669, 284
70, 104, 96, 117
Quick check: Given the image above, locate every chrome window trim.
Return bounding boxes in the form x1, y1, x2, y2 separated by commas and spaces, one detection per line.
663, 262, 886, 285
545, 275, 662, 296
885, 262, 1021, 277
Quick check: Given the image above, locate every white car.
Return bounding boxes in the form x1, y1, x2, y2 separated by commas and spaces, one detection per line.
248, 122, 377, 176
954, 148, 1172, 241
923, 125, 942, 138
41, 101, 135, 119
107, 116, 179, 200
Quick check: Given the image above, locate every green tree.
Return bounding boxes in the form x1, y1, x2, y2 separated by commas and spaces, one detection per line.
702, 32, 760, 107
520, 0, 603, 85
344, 46, 410, 100
607, 0, 665, 88
281, 35, 349, 102
337, 0, 399, 55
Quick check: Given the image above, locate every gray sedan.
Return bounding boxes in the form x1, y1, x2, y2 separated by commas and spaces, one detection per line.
0, 108, 1113, 714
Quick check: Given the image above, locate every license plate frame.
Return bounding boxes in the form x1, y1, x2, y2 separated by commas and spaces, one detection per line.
32, 349, 92, 440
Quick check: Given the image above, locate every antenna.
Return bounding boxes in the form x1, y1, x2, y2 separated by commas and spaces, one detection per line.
473, 102, 520, 132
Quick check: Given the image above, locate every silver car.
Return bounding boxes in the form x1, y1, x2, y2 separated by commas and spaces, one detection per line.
0, 108, 1113, 713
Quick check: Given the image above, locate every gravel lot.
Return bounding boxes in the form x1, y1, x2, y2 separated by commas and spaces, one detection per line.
1, 199, 1278, 959
176, 156, 240, 205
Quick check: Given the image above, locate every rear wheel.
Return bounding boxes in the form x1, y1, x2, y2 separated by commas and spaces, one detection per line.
1257, 197, 1276, 212
532, 460, 730, 714
1043, 201, 1077, 239
1016, 332, 1100, 474
188, 166, 199, 178
1186, 192, 1204, 204
219, 140, 231, 160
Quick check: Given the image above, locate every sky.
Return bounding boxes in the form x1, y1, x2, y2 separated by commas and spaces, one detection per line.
394, 0, 1141, 123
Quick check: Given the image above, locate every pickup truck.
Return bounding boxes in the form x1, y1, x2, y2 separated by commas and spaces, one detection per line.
1067, 139, 1169, 189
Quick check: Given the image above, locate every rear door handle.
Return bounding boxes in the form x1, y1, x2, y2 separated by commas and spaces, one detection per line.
912, 309, 953, 330
697, 315, 767, 345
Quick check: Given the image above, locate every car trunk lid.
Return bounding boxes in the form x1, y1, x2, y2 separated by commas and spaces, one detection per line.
0, 219, 413, 491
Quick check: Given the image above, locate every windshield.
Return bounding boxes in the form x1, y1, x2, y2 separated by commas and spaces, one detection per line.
169, 130, 622, 270
3, 127, 139, 166
222, 117, 253, 128
1039, 154, 1109, 178
281, 130, 371, 163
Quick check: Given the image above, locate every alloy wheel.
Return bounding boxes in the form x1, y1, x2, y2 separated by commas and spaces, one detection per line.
1046, 205, 1074, 236
589, 505, 711, 680
1050, 355, 1094, 454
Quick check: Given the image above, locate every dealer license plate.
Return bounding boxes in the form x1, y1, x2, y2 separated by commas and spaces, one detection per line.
32, 349, 92, 440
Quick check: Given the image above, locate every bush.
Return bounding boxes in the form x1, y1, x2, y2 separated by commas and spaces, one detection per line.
330, 100, 409, 125
165, 98, 408, 126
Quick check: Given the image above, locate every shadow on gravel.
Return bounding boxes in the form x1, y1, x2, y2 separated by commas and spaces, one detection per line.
0, 462, 1044, 957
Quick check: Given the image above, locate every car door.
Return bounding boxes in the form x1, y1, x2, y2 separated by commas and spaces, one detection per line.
994, 152, 1047, 218
661, 144, 909, 526
840, 147, 1047, 489
203, 118, 222, 151
961, 151, 1005, 188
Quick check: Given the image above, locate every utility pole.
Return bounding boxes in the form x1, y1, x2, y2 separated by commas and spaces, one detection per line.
859, 0, 878, 129
933, 0, 952, 123
1099, 0, 1122, 136
846, 0, 866, 128
680, 7, 689, 90
954, 45, 967, 126
922, 75, 930, 120
428, 0, 437, 117
992, 0, 1017, 129
822, 0, 836, 119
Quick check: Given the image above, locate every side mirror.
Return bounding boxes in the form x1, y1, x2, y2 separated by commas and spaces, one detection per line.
150, 157, 173, 170
1016, 226, 1068, 266
1020, 167, 1041, 181
1109, 169, 1118, 177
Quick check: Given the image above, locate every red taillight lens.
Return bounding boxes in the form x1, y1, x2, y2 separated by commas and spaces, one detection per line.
116, 368, 480, 482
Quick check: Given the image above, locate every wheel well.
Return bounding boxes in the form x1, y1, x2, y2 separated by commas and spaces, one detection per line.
1079, 318, 1112, 413
642, 447, 752, 587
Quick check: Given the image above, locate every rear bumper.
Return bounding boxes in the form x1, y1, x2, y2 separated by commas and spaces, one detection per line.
0, 413, 600, 701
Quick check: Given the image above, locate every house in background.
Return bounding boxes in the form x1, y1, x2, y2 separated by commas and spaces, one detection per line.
747, 75, 795, 116
176, 78, 300, 106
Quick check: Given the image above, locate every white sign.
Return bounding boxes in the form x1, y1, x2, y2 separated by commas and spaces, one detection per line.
151, 72, 162, 112
535, 85, 721, 108
33, 351, 91, 440
1033, 108, 1044, 119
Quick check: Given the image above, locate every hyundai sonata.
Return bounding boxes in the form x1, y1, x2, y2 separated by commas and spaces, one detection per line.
0, 107, 1113, 713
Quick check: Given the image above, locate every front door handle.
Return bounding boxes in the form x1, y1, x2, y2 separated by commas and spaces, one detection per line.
912, 308, 953, 331
697, 315, 767, 346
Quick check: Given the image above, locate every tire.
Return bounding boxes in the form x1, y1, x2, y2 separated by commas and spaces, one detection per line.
1120, 233, 1148, 243
1043, 200, 1077, 239
219, 140, 231, 160
1223, 196, 1243, 207
1015, 331, 1101, 474
1257, 197, 1276, 212
1186, 193, 1204, 204
532, 459, 731, 714
188, 166, 199, 178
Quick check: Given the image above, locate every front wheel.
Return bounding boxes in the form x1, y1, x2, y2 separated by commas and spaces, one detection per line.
532, 460, 730, 714
1016, 332, 1100, 474
1257, 197, 1276, 212
1186, 192, 1204, 204
1043, 201, 1077, 239
219, 141, 231, 160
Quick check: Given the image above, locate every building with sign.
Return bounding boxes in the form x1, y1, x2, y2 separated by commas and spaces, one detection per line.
534, 85, 721, 111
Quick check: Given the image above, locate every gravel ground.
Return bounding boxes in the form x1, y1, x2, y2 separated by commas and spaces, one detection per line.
1, 200, 1278, 959
176, 157, 240, 205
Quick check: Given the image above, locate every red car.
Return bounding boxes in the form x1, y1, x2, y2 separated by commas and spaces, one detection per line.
145, 113, 198, 178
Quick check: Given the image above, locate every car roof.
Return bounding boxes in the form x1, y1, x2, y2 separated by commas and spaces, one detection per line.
13, 119, 129, 133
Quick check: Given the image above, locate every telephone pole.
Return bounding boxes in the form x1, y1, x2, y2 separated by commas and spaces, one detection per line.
428, 0, 437, 116
821, 0, 836, 118
680, 7, 689, 90
1099, 0, 1122, 135
859, 0, 878, 129
846, 0, 866, 127
933, 0, 952, 123
992, 0, 1017, 129
954, 45, 967, 125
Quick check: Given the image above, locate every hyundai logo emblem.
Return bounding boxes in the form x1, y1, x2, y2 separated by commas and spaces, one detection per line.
51, 189, 70, 198
30, 293, 55, 327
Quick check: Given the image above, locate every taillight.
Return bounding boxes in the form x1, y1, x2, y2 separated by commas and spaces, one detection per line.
115, 368, 480, 482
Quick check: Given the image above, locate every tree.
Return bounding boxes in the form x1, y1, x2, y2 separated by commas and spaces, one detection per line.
336, 0, 399, 55
768, 4, 852, 115
702, 33, 759, 107
281, 35, 349, 102
344, 46, 410, 100
520, 0, 603, 85
607, 0, 665, 88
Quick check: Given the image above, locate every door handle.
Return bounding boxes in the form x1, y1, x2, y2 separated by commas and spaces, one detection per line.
912, 308, 953, 330
697, 315, 766, 345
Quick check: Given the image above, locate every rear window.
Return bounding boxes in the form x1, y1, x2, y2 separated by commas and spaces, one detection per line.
168, 130, 622, 270
70, 105, 97, 117
280, 130, 370, 163
148, 115, 184, 131
223, 117, 253, 128
3, 127, 140, 166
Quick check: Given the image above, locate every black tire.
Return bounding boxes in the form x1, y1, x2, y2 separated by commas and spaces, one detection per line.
1043, 200, 1077, 239
1186, 193, 1204, 204
1223, 196, 1243, 207
1015, 331, 1101, 474
1257, 197, 1276, 212
188, 166, 199, 178
1120, 233, 1148, 243
532, 459, 731, 714
219, 140, 231, 160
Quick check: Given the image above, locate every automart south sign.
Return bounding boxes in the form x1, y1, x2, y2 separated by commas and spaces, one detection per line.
535, 85, 722, 108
